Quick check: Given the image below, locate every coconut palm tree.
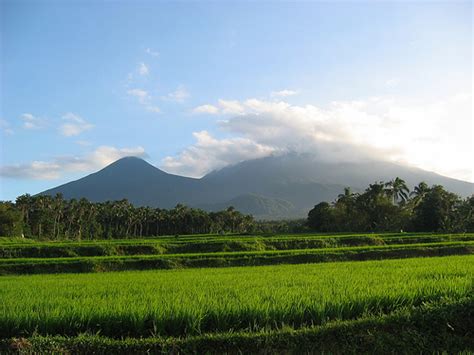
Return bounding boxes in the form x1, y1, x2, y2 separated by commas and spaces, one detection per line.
337, 187, 358, 206
385, 177, 409, 204
52, 193, 64, 239
410, 181, 429, 206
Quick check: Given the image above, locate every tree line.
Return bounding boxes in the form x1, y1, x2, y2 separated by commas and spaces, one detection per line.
307, 178, 474, 233
1, 178, 472, 239
0, 195, 255, 239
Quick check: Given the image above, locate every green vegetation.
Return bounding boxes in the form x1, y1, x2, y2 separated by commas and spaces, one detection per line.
2, 297, 472, 354
2, 232, 472, 259
2, 196, 255, 240
1, 229, 472, 351
308, 179, 474, 233
1, 256, 472, 339
0, 179, 473, 243
1, 241, 472, 275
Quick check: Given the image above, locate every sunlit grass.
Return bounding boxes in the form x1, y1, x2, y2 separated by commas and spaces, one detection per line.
1, 255, 472, 338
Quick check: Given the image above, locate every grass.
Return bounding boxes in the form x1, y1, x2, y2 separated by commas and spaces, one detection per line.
1, 255, 472, 339
2, 297, 472, 354
1, 232, 472, 352
0, 240, 472, 274
1, 232, 472, 259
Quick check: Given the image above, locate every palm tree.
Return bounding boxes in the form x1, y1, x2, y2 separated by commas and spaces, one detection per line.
65, 199, 78, 239
337, 187, 352, 201
31, 195, 55, 238
337, 187, 357, 206
410, 181, 429, 206
76, 198, 90, 240
385, 177, 409, 205
366, 182, 386, 201
16, 194, 32, 236
52, 193, 64, 239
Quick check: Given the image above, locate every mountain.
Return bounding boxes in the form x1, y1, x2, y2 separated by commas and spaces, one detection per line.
40, 154, 473, 219
203, 153, 473, 197
40, 157, 200, 209
196, 193, 296, 220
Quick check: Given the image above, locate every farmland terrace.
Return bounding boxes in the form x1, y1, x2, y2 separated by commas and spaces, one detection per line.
0, 232, 473, 353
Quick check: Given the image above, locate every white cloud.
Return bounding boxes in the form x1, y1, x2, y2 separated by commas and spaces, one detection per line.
270, 89, 298, 98
192, 99, 246, 115
59, 113, 94, 137
3, 161, 62, 180
0, 119, 14, 135
161, 93, 473, 182
145, 48, 160, 57
20, 113, 46, 130
0, 146, 147, 180
217, 99, 245, 115
127, 88, 150, 104
161, 85, 190, 103
125, 62, 151, 84
192, 98, 286, 116
138, 62, 149, 76
161, 131, 275, 177
192, 104, 220, 115
127, 89, 161, 113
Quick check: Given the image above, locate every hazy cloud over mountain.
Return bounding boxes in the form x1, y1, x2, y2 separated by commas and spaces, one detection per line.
163, 93, 472, 182
162, 131, 275, 177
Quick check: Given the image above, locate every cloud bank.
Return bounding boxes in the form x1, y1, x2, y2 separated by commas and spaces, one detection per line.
5, 93, 471, 183
162, 131, 275, 177
165, 93, 473, 182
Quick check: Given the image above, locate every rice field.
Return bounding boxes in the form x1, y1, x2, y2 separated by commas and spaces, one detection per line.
1, 255, 473, 338
0, 233, 473, 353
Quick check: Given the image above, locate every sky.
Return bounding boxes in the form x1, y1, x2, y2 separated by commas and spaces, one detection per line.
0, 0, 472, 201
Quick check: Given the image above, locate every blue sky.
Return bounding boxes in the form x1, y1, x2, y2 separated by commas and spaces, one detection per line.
1, 1, 472, 201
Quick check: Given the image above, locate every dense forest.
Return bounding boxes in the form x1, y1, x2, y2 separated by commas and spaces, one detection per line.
307, 178, 473, 233
0, 177, 472, 239
0, 196, 255, 239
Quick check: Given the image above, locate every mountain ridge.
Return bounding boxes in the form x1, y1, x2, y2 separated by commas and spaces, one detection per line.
40, 154, 473, 218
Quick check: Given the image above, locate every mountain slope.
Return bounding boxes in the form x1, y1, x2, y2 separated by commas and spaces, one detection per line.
40, 157, 200, 208
40, 154, 473, 218
196, 193, 296, 219
199, 153, 473, 215
203, 153, 473, 197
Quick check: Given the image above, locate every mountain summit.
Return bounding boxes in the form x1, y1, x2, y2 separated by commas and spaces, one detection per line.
41, 154, 473, 218
41, 157, 199, 208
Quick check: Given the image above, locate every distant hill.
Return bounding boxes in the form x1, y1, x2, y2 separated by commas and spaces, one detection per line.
41, 154, 473, 218
196, 193, 296, 220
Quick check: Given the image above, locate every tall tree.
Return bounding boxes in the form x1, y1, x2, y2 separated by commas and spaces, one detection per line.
307, 202, 335, 232
0, 202, 23, 237
410, 181, 429, 206
412, 185, 459, 232
385, 177, 409, 205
